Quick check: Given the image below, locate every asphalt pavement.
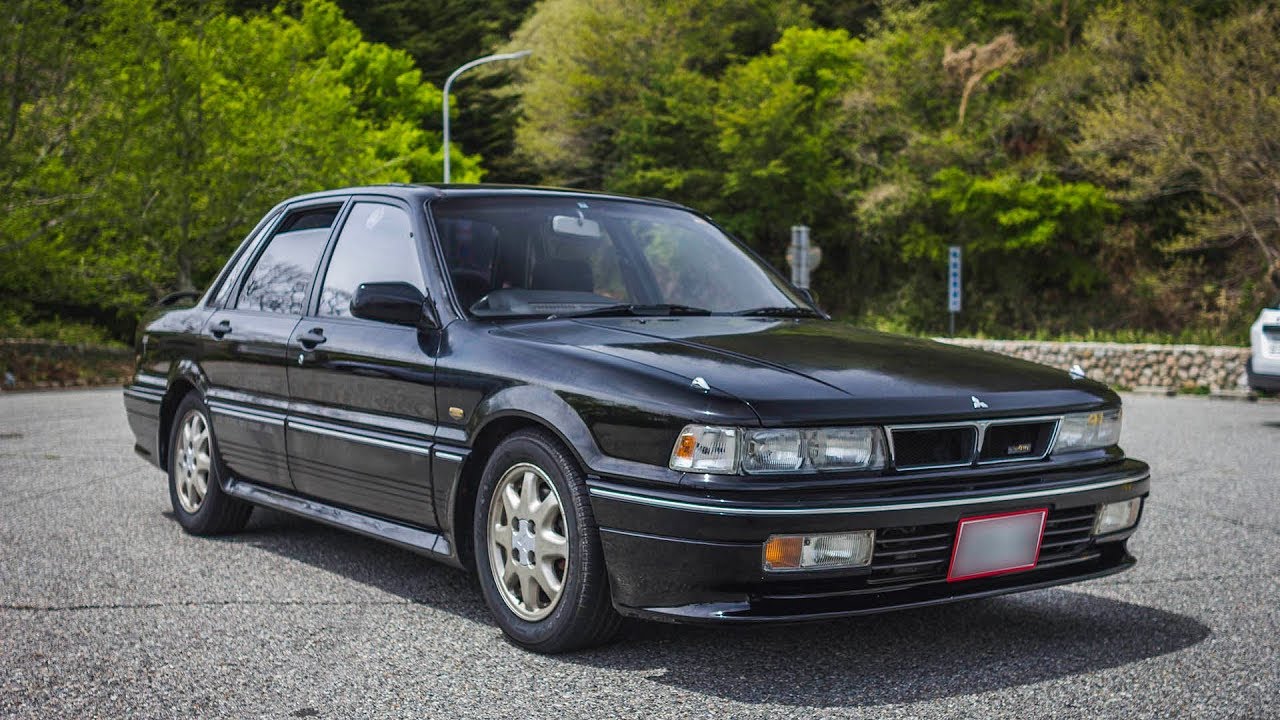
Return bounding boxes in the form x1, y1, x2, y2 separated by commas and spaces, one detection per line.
1, 389, 1277, 719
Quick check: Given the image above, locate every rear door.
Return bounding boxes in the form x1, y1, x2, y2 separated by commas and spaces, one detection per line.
284, 198, 440, 526
201, 199, 343, 489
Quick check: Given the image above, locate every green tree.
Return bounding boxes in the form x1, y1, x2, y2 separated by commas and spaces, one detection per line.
1076, 5, 1280, 300
508, 0, 806, 187
0, 0, 479, 335
228, 0, 538, 181
715, 27, 865, 241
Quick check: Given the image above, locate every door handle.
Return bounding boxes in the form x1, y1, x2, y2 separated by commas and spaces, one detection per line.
210, 319, 232, 338
298, 327, 327, 349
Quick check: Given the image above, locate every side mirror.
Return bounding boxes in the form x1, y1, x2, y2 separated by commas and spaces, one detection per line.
350, 282, 438, 329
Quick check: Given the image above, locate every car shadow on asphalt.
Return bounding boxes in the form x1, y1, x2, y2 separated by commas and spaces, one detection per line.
213, 508, 1209, 709
577, 592, 1210, 707
205, 508, 492, 623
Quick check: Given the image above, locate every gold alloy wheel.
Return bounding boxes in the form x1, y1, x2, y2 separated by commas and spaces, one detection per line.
173, 409, 212, 514
487, 462, 570, 621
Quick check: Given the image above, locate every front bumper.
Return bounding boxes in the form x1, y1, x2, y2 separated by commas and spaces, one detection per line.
589, 459, 1148, 623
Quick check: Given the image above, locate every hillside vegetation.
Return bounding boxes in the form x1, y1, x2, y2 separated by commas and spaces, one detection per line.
3, 0, 1277, 345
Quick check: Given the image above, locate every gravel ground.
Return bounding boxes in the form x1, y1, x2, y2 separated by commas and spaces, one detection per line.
1, 389, 1277, 719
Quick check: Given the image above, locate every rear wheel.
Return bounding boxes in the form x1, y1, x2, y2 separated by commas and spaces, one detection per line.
473, 428, 620, 653
168, 393, 252, 535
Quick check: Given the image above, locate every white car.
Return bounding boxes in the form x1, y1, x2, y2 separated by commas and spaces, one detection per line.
1248, 302, 1280, 392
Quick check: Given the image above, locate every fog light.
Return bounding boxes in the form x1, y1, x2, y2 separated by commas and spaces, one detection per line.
763, 530, 875, 571
1094, 498, 1142, 536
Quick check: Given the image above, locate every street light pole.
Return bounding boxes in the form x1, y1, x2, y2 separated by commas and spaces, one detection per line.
442, 50, 532, 183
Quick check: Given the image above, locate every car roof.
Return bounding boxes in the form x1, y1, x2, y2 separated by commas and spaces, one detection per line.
282, 183, 692, 211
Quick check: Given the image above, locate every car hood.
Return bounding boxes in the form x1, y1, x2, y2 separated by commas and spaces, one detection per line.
500, 317, 1117, 425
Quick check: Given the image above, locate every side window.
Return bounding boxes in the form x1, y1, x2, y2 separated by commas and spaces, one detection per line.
318, 203, 422, 318
235, 206, 338, 314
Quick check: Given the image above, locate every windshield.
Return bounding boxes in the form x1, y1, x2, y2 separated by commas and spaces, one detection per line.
430, 195, 809, 318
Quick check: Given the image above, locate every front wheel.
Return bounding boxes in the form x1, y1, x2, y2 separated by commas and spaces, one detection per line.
473, 428, 620, 653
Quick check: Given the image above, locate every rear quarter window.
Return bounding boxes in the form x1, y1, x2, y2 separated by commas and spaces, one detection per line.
235, 205, 340, 315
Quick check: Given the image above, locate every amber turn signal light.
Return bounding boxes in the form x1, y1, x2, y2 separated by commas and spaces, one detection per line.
673, 433, 697, 463
763, 530, 875, 572
763, 535, 804, 569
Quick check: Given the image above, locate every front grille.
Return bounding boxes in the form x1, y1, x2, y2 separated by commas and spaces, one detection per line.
888, 417, 1061, 470
1036, 506, 1099, 566
866, 505, 1100, 590
868, 524, 956, 586
979, 420, 1057, 462
890, 427, 977, 469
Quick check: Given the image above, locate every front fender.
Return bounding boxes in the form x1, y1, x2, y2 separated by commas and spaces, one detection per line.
466, 384, 684, 486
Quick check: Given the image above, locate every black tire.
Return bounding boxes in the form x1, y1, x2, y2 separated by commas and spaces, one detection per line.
473, 428, 621, 653
167, 392, 252, 535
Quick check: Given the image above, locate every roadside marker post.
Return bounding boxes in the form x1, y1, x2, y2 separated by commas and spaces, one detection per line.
787, 226, 821, 290
948, 245, 962, 336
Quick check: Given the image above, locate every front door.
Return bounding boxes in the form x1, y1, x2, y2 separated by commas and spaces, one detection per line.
201, 200, 342, 489
285, 199, 439, 527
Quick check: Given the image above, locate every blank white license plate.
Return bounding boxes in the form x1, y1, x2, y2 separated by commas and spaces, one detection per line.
947, 508, 1048, 582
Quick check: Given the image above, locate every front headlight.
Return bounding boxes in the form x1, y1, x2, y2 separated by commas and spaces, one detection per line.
670, 424, 886, 474
1052, 409, 1122, 454
802, 427, 886, 472
742, 429, 804, 472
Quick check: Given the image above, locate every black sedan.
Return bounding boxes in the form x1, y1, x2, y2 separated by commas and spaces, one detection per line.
123, 184, 1149, 653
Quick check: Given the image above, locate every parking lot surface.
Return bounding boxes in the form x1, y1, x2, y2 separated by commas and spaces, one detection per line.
1, 389, 1277, 718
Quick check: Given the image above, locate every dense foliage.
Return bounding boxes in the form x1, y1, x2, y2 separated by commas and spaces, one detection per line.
2, 0, 1277, 344
1, 0, 479, 337
510, 0, 1279, 342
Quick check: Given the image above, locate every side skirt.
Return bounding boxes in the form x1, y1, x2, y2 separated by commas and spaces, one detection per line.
222, 476, 460, 567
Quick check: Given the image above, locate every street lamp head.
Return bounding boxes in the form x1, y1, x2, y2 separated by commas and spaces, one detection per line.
442, 50, 534, 183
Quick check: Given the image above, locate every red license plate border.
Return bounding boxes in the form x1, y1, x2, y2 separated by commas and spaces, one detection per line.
946, 507, 1049, 583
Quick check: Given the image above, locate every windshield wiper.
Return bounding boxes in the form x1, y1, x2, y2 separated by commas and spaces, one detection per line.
552, 303, 714, 319
732, 306, 824, 318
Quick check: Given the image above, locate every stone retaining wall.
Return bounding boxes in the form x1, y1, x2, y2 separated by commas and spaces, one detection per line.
937, 338, 1251, 391
0, 336, 1254, 393
0, 339, 134, 390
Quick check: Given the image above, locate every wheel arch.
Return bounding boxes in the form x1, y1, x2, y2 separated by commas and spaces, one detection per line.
158, 360, 210, 469
448, 385, 603, 571
450, 411, 582, 572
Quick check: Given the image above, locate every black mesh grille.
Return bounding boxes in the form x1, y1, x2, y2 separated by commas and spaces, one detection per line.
868, 524, 956, 586
980, 421, 1057, 463
1036, 506, 1099, 566
891, 427, 976, 468
866, 506, 1100, 590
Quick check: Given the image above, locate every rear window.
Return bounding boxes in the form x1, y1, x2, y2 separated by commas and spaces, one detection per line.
235, 205, 339, 315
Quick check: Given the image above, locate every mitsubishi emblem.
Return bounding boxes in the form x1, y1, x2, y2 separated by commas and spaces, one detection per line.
971, 395, 989, 409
